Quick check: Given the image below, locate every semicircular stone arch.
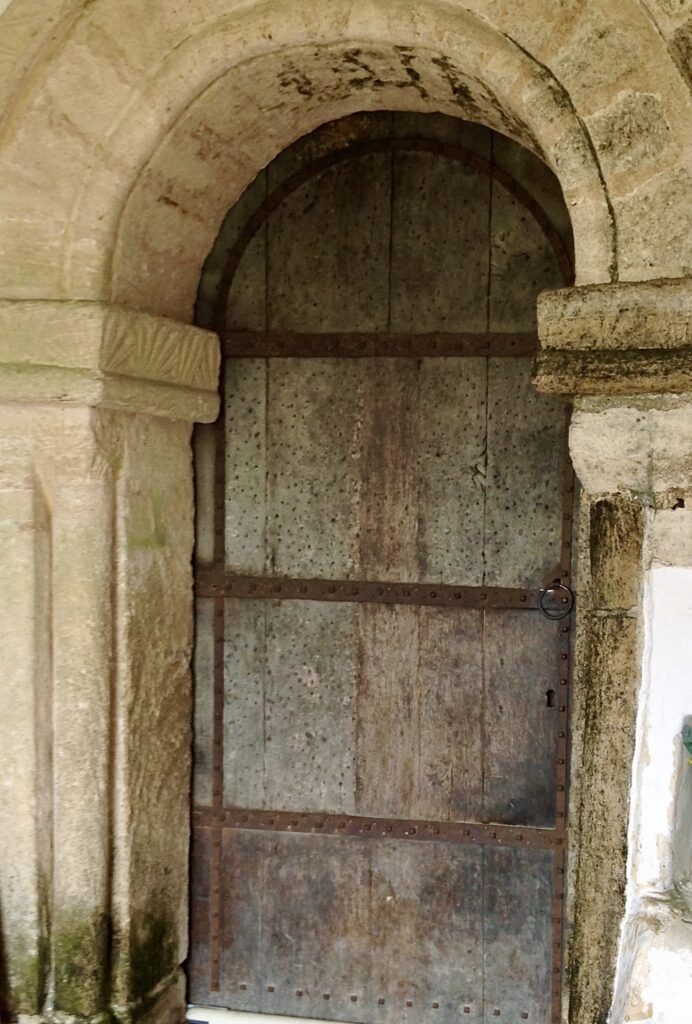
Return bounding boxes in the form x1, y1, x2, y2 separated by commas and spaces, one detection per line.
0, 0, 688, 322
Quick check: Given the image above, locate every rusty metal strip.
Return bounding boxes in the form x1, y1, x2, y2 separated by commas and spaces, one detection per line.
196, 571, 543, 610
206, 310, 228, 993
222, 330, 539, 359
209, 827, 222, 992
193, 806, 566, 851
209, 136, 574, 332
550, 844, 567, 1023
549, 408, 575, 1024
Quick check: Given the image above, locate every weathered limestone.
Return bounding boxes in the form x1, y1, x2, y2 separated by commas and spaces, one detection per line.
0, 301, 219, 1022
0, 0, 690, 320
536, 277, 692, 1024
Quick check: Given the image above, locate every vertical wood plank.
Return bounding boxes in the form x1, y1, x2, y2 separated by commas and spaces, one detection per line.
267, 152, 391, 332
358, 358, 419, 581
417, 357, 487, 585
217, 828, 264, 1011
483, 611, 559, 828
389, 151, 490, 333
225, 358, 267, 574
489, 178, 564, 333
192, 597, 214, 806
415, 608, 484, 822
223, 598, 266, 809
264, 600, 358, 814
260, 832, 372, 1022
266, 359, 365, 579
483, 847, 553, 1024
193, 423, 216, 566
355, 604, 420, 818
370, 839, 484, 1024
484, 358, 566, 588
187, 826, 212, 1005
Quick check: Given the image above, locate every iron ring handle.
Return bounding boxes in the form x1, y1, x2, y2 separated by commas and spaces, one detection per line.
539, 582, 574, 620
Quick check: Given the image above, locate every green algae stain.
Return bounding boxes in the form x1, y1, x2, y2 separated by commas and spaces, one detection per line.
54, 913, 109, 1016
128, 493, 168, 550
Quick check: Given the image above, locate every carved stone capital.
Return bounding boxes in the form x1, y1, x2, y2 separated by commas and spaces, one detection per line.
534, 277, 692, 396
0, 300, 220, 421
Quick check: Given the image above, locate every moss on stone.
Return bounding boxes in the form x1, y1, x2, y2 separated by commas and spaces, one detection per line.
5, 937, 42, 1016
54, 912, 109, 1016
128, 907, 177, 1006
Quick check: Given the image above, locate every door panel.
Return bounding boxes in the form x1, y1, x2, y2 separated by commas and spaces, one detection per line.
190, 831, 553, 1024
191, 112, 574, 1024
222, 357, 565, 586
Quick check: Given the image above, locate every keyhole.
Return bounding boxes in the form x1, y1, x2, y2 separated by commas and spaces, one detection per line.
546, 689, 556, 708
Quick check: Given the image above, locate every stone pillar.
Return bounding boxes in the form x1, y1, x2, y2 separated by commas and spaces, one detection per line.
0, 301, 219, 1024
535, 278, 692, 1024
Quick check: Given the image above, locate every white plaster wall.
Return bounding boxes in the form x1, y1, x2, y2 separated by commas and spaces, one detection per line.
630, 563, 692, 893
612, 523, 692, 1024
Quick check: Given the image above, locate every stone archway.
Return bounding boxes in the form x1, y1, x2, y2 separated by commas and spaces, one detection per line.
0, 3, 690, 1024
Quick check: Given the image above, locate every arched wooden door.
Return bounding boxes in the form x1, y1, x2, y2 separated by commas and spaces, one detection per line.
190, 113, 575, 1024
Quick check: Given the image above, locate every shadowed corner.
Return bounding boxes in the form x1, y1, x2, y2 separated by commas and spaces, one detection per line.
0, 901, 10, 1024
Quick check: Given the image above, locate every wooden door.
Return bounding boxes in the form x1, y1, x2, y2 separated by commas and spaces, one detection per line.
190, 113, 574, 1024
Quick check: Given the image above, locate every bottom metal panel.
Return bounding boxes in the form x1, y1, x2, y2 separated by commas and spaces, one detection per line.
189, 828, 553, 1024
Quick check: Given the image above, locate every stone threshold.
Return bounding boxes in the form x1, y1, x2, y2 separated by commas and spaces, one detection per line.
188, 1006, 326, 1024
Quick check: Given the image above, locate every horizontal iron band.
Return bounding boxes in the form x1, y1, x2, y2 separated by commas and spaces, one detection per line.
195, 572, 544, 610
193, 806, 565, 850
223, 331, 538, 359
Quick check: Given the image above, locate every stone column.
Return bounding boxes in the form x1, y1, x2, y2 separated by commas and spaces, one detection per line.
0, 301, 219, 1024
535, 278, 692, 1024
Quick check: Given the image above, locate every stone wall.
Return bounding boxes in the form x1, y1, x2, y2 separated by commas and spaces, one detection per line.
0, 2, 690, 1023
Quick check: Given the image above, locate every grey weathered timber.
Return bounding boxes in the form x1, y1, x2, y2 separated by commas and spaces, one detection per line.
358, 359, 419, 580
482, 847, 554, 1023
263, 600, 358, 814
193, 423, 216, 566
389, 150, 490, 333
224, 359, 267, 574
191, 110, 574, 1024
489, 182, 564, 333
417, 357, 487, 585
187, 826, 212, 1005
483, 612, 560, 827
484, 358, 566, 588
267, 153, 391, 332
260, 832, 372, 1021
192, 598, 215, 806
222, 598, 266, 808
415, 608, 484, 822
355, 604, 420, 818
266, 359, 365, 579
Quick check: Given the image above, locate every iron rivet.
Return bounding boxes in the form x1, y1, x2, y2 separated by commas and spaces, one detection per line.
296, 990, 303, 997
430, 591, 437, 598
323, 994, 330, 1000
378, 998, 385, 1006
558, 758, 565, 765
464, 1008, 471, 1015
406, 1000, 413, 1007
559, 706, 566, 712
433, 1003, 439, 1009
267, 985, 275, 992
522, 1014, 529, 1020
240, 984, 247, 991
351, 996, 358, 1003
